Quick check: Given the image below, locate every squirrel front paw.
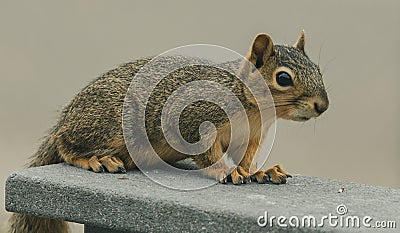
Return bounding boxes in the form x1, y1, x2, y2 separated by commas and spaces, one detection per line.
251, 164, 292, 184
228, 166, 251, 185
204, 166, 251, 185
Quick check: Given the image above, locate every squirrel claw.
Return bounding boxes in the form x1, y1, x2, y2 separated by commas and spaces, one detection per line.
232, 175, 244, 185
243, 176, 251, 184
273, 175, 287, 184
219, 176, 228, 184
117, 166, 127, 173
217, 171, 229, 184
257, 174, 269, 184
96, 166, 105, 173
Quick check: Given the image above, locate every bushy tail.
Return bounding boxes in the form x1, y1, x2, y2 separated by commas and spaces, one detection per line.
9, 214, 68, 233
9, 129, 69, 233
27, 130, 63, 168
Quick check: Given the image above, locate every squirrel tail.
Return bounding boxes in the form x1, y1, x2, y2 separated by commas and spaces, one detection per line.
27, 128, 63, 168
8, 214, 69, 233
9, 127, 69, 233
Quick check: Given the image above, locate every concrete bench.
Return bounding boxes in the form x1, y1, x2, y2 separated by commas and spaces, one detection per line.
5, 163, 400, 232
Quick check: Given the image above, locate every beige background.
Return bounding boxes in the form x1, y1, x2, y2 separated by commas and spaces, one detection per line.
1, 1, 399, 232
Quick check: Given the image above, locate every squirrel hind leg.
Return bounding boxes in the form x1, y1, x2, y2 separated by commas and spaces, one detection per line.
56, 134, 136, 173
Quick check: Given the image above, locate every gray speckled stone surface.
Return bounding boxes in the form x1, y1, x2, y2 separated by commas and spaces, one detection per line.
5, 163, 400, 232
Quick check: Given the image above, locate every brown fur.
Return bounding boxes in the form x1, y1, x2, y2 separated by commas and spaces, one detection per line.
9, 31, 328, 233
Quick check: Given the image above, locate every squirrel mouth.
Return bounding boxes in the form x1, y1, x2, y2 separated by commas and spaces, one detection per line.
297, 116, 311, 121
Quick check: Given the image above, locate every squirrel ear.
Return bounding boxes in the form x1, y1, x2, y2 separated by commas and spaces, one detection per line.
250, 34, 274, 69
294, 30, 306, 53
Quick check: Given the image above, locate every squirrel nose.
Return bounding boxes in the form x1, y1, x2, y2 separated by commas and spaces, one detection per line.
314, 102, 328, 115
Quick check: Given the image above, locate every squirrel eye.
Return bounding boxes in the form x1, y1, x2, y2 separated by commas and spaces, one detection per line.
276, 71, 293, 87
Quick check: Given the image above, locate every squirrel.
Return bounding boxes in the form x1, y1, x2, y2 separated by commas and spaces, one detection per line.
9, 31, 329, 233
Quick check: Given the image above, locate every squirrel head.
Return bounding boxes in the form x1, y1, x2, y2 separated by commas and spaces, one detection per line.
245, 31, 329, 121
